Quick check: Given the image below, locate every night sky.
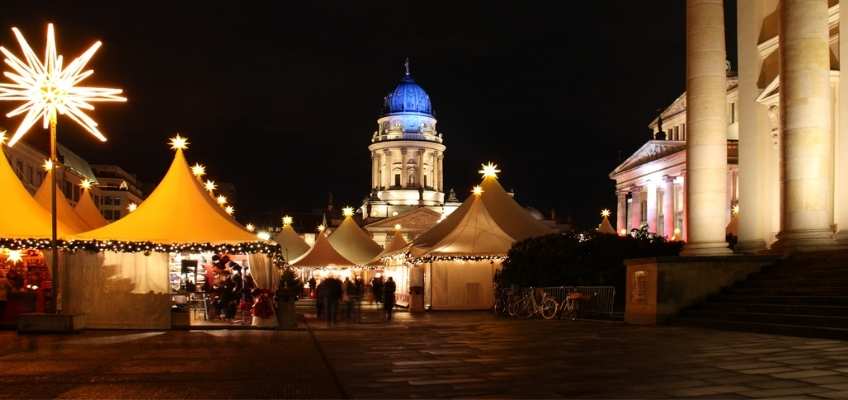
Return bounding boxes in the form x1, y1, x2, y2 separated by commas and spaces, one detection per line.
0, 1, 737, 230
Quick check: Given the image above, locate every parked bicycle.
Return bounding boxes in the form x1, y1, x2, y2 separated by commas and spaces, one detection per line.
511, 288, 558, 320
559, 291, 588, 320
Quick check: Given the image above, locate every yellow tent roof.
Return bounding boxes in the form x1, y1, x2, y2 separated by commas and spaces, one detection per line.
273, 224, 311, 261
327, 216, 383, 265
597, 216, 616, 235
0, 146, 74, 239
34, 170, 92, 234
290, 231, 357, 267
73, 147, 258, 244
367, 230, 409, 265
412, 175, 554, 257
75, 188, 108, 229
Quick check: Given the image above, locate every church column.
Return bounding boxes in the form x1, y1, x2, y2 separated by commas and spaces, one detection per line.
400, 148, 408, 187
417, 149, 425, 188
681, 0, 731, 255
383, 149, 392, 188
646, 182, 658, 233
630, 189, 642, 230
663, 176, 675, 239
774, 0, 835, 250
837, 3, 848, 243
682, 171, 689, 242
371, 151, 379, 189
616, 191, 627, 234
437, 154, 444, 192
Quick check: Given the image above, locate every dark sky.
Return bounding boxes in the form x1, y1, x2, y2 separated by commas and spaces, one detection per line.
0, 1, 737, 230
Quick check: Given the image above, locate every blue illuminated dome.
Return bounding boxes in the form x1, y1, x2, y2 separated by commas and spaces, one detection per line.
383, 72, 433, 117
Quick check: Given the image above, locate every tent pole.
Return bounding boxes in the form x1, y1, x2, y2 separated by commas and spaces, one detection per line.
49, 110, 60, 314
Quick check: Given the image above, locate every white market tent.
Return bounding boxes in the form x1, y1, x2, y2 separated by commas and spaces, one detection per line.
327, 214, 382, 265
290, 230, 357, 268
64, 142, 277, 329
273, 221, 311, 262
34, 170, 93, 233
597, 214, 617, 235
408, 171, 553, 310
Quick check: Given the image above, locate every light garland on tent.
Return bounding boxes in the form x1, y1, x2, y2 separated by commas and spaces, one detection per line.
409, 254, 507, 264
0, 238, 285, 264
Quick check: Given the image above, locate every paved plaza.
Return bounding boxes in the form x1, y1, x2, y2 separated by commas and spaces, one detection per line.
2, 312, 848, 398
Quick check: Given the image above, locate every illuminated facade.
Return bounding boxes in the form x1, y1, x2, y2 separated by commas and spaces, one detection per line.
362, 62, 460, 246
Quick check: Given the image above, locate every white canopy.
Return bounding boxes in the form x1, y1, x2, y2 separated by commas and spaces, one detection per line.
34, 170, 92, 233
290, 231, 357, 267
273, 224, 310, 262
327, 215, 382, 265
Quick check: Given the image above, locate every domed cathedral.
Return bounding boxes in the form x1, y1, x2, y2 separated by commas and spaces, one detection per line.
361, 60, 461, 247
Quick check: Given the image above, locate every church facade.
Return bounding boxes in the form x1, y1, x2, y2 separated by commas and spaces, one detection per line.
361, 63, 460, 247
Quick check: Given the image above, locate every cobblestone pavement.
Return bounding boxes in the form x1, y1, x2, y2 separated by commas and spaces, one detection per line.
2, 312, 848, 398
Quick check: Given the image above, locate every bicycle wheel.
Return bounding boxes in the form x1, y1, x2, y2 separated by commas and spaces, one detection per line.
540, 297, 558, 320
517, 298, 533, 319
507, 298, 521, 317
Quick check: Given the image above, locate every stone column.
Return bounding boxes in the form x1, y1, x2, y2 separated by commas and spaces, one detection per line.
383, 149, 392, 188
682, 172, 689, 242
400, 148, 408, 187
371, 152, 379, 189
417, 149, 425, 188
774, 0, 835, 250
681, 0, 731, 255
616, 191, 627, 234
437, 154, 444, 192
837, 3, 848, 243
630, 189, 642, 231
646, 183, 658, 234
663, 176, 675, 239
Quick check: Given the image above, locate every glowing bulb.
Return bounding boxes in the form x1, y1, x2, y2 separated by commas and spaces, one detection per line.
127, 202, 137, 212
246, 223, 255, 232
342, 206, 354, 217
0, 23, 126, 147
191, 163, 205, 177
216, 195, 227, 205
80, 178, 93, 190
282, 215, 293, 226
225, 205, 234, 215
317, 224, 326, 232
394, 223, 402, 231
169, 134, 188, 150
619, 229, 627, 236
0, 130, 6, 145
479, 162, 501, 179
6, 249, 22, 264
204, 179, 217, 192
472, 185, 484, 196
601, 209, 611, 218
42, 159, 53, 171
732, 204, 740, 215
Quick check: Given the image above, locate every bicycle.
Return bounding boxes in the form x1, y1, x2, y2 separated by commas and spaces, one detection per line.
512, 288, 558, 320
560, 291, 588, 320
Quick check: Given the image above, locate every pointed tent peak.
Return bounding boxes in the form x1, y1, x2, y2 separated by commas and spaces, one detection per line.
384, 230, 409, 253
0, 148, 74, 238
75, 186, 108, 229
597, 215, 616, 235
33, 170, 90, 234
273, 223, 310, 262
327, 215, 382, 265
73, 142, 257, 244
478, 173, 554, 240
290, 228, 357, 267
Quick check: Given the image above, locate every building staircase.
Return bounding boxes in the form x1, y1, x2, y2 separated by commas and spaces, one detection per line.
676, 251, 848, 339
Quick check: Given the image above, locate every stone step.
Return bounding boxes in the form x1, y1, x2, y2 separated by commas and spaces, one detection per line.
683, 309, 848, 329
726, 286, 848, 296
692, 302, 848, 317
739, 278, 848, 288
675, 316, 848, 340
711, 294, 848, 306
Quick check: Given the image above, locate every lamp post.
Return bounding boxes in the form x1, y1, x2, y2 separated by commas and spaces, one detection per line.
0, 23, 125, 313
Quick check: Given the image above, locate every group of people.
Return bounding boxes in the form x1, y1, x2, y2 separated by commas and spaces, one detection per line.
203, 254, 272, 325
311, 275, 397, 325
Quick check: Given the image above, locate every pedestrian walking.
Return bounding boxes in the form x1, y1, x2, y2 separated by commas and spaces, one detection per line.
325, 277, 342, 327
383, 276, 396, 321
371, 275, 383, 304
308, 277, 317, 297
315, 279, 326, 319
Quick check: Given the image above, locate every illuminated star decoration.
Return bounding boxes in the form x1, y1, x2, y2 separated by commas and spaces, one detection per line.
80, 178, 93, 190
472, 185, 484, 196
127, 202, 138, 212
245, 223, 255, 232
0, 23, 126, 146
732, 204, 740, 215
0, 130, 6, 145
191, 163, 205, 177
342, 206, 354, 217
42, 159, 53, 171
169, 134, 188, 150
479, 162, 501, 179
204, 179, 217, 192
394, 223, 402, 231
317, 224, 326, 232
216, 195, 227, 205
6, 249, 23, 264
601, 209, 611, 218
282, 215, 293, 226
224, 205, 234, 215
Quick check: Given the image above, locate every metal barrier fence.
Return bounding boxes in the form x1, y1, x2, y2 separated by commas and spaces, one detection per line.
540, 286, 616, 316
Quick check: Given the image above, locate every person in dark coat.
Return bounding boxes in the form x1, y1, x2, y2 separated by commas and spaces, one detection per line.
371, 276, 384, 304
308, 277, 317, 297
383, 277, 396, 321
324, 277, 342, 327
315, 279, 326, 319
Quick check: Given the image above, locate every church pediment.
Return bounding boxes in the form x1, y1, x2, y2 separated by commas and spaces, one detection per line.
610, 140, 686, 177
365, 207, 442, 231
